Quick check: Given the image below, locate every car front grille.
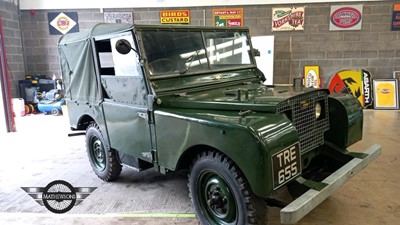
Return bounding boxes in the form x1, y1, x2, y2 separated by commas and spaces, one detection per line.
277, 91, 330, 154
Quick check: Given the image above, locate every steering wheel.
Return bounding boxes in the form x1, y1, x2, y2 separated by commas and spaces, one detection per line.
148, 58, 176, 74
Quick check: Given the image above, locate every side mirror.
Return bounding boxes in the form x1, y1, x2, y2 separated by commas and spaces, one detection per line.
115, 39, 132, 55
253, 48, 260, 57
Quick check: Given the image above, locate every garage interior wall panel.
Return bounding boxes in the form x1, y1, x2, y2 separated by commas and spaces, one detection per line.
0, 0, 25, 98
17, 1, 400, 87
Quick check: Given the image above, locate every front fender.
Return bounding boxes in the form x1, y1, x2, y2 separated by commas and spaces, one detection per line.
325, 93, 363, 148
154, 109, 299, 197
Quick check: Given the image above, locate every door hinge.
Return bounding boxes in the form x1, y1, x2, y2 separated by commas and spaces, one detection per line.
151, 149, 157, 163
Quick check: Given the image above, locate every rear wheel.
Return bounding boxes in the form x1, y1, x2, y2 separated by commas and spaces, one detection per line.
86, 122, 121, 181
188, 151, 267, 225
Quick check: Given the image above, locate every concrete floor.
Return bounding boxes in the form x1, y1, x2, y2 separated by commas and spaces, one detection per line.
0, 110, 399, 225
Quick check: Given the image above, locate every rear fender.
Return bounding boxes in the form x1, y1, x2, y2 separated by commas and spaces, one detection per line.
66, 101, 110, 147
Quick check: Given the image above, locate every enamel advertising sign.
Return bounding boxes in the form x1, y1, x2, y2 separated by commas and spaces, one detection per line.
392, 4, 400, 31
304, 66, 321, 88
272, 7, 305, 31
373, 79, 399, 109
160, 10, 190, 24
329, 5, 363, 31
213, 8, 243, 27
328, 69, 373, 108
104, 12, 133, 24
48, 12, 79, 35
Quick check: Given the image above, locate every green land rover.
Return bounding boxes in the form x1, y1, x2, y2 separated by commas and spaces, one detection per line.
58, 23, 381, 225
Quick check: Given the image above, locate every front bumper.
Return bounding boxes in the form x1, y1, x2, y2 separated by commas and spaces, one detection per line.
280, 143, 381, 224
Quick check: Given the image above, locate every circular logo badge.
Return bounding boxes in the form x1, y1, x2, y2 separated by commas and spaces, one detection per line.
42, 180, 76, 213
331, 7, 362, 29
56, 17, 70, 30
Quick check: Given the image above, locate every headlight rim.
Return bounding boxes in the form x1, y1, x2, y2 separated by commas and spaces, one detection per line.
315, 102, 322, 119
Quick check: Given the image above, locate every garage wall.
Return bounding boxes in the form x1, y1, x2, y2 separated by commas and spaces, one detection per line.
0, 0, 25, 98
19, 1, 399, 87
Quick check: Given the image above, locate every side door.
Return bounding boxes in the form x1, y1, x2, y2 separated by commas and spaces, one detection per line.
94, 33, 154, 164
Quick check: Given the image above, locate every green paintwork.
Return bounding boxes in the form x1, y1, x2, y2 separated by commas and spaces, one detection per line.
157, 81, 324, 112
150, 68, 260, 95
88, 134, 107, 171
59, 23, 365, 199
154, 107, 299, 197
326, 93, 363, 148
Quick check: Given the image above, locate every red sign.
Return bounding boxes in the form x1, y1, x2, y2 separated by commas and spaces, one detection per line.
227, 19, 241, 27
331, 7, 362, 28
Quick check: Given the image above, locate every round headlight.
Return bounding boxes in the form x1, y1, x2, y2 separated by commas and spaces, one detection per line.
315, 102, 322, 119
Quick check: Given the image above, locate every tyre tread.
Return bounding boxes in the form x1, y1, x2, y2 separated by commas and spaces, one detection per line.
86, 122, 122, 181
188, 151, 267, 225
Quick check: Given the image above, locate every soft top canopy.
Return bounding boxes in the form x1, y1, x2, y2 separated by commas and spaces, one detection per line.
58, 23, 134, 105
58, 23, 252, 105
59, 23, 134, 44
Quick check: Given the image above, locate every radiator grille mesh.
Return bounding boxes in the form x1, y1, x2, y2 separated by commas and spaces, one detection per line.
277, 91, 330, 154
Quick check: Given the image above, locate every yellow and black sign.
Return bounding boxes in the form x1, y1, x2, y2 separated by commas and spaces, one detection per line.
160, 10, 190, 24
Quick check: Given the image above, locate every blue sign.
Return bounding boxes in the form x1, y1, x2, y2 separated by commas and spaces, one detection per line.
392, 4, 400, 31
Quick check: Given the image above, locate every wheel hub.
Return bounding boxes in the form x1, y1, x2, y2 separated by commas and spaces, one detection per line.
91, 138, 106, 171
94, 140, 104, 161
198, 173, 237, 224
207, 186, 228, 214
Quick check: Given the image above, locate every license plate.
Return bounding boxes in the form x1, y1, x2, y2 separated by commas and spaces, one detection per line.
271, 143, 301, 190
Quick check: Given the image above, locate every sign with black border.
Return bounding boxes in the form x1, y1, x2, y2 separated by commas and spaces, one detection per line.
271, 142, 301, 190
48, 12, 79, 35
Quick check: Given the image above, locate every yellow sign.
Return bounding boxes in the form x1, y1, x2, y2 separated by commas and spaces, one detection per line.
373, 79, 399, 109
328, 70, 364, 107
304, 65, 320, 88
160, 10, 190, 24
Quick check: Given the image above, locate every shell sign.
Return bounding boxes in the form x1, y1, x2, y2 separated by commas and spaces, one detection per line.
213, 8, 243, 27
329, 5, 363, 31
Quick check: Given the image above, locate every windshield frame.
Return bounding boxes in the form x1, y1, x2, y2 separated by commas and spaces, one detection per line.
136, 26, 257, 80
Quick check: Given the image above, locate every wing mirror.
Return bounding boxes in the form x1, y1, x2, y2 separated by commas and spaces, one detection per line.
115, 39, 133, 55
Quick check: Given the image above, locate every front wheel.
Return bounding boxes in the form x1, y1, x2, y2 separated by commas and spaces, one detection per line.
188, 151, 267, 225
86, 122, 121, 181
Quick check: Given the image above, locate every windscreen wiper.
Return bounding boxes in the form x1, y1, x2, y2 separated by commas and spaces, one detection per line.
179, 50, 200, 74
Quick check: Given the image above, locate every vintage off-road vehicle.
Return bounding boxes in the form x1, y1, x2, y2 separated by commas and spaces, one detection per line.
58, 23, 381, 224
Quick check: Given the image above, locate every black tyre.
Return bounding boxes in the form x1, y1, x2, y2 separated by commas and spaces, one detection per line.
188, 151, 267, 225
86, 122, 121, 181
